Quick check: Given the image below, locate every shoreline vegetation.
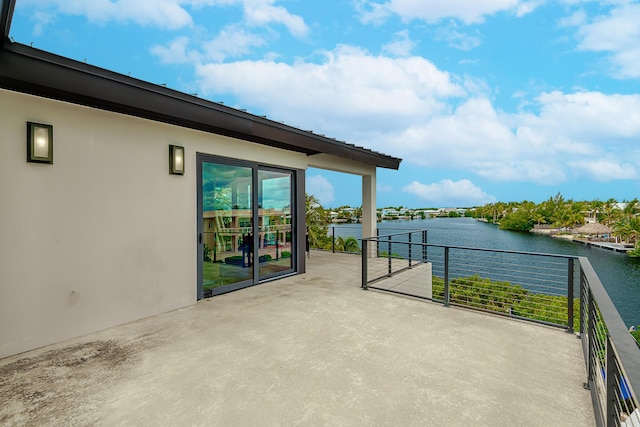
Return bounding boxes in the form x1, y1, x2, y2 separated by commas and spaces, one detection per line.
305, 193, 640, 345
465, 193, 640, 257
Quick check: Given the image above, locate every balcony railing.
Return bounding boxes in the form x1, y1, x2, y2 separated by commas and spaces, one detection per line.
360, 229, 640, 427
308, 225, 427, 254
580, 259, 640, 427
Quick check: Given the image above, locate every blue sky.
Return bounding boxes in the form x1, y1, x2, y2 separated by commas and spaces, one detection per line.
9, 0, 640, 208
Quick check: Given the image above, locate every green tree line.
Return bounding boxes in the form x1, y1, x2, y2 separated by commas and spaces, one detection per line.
467, 194, 640, 256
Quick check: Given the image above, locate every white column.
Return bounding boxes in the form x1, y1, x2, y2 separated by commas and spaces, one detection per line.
362, 170, 377, 258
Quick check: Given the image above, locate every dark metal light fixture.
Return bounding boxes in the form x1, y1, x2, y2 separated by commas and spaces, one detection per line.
169, 145, 185, 175
27, 122, 53, 164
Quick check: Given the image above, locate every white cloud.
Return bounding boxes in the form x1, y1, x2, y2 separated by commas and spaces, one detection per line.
382, 30, 416, 57
151, 36, 202, 65
242, 1, 309, 38
19, 0, 193, 29
567, 159, 638, 181
307, 175, 335, 206
529, 91, 640, 140
435, 23, 482, 51
31, 10, 55, 36
195, 45, 466, 135
189, 0, 310, 37
191, 43, 640, 186
515, 1, 542, 18
20, 1, 640, 191
402, 179, 496, 206
18, 0, 308, 38
571, 3, 640, 78
151, 26, 267, 65
390, 97, 568, 184
392, 91, 640, 184
558, 9, 587, 28
203, 25, 266, 62
357, 0, 539, 25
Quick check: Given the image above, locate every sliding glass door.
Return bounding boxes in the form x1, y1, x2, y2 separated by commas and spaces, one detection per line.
197, 155, 296, 299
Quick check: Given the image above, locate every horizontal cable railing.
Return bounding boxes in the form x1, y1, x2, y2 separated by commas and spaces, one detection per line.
362, 236, 576, 329
580, 258, 640, 427
360, 230, 639, 426
307, 225, 427, 255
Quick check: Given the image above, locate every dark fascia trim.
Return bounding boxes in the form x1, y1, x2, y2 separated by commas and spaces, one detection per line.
0, 41, 402, 170
1, 0, 15, 41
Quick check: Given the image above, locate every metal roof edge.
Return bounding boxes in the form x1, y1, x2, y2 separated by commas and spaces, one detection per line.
0, 36, 401, 170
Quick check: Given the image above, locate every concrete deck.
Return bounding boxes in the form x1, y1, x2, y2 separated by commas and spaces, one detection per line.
367, 258, 433, 299
0, 251, 594, 426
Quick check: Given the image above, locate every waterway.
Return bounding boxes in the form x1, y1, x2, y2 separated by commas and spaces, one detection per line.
340, 217, 640, 328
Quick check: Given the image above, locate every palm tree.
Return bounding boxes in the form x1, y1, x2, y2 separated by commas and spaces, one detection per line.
344, 237, 360, 253
613, 216, 640, 244
601, 198, 621, 226
630, 217, 640, 243
491, 202, 507, 223
330, 237, 345, 252
614, 220, 633, 244
623, 198, 639, 219
306, 193, 329, 248
533, 211, 547, 226
305, 194, 326, 225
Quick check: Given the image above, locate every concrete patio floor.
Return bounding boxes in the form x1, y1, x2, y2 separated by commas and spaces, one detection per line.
0, 251, 594, 426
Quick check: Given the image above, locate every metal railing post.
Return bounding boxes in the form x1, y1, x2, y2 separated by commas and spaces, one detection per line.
376, 228, 380, 257
362, 239, 368, 290
444, 247, 450, 307
388, 235, 392, 277
586, 289, 595, 391
408, 233, 412, 267
605, 337, 616, 426
580, 269, 586, 335
422, 230, 427, 261
567, 258, 574, 333
332, 227, 335, 253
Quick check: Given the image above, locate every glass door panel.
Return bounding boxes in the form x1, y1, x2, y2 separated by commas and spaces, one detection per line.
258, 169, 294, 279
201, 162, 253, 297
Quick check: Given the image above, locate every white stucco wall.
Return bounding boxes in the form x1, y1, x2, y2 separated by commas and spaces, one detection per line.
0, 89, 311, 358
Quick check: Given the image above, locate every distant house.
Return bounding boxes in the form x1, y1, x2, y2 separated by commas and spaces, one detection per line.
381, 209, 400, 219
0, 0, 400, 358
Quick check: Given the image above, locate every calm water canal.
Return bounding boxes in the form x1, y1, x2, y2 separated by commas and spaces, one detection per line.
371, 217, 640, 328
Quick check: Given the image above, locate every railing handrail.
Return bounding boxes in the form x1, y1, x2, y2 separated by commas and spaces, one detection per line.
580, 256, 640, 408
315, 225, 428, 254
327, 225, 427, 237
363, 236, 579, 260
373, 229, 428, 238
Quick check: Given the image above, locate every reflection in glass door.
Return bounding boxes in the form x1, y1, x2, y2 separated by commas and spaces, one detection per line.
258, 169, 294, 280
200, 162, 253, 298
198, 156, 297, 299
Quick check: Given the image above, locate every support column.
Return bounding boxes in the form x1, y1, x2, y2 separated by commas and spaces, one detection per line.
362, 170, 377, 258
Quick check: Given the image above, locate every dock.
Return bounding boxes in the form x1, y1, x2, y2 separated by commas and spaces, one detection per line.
573, 238, 632, 253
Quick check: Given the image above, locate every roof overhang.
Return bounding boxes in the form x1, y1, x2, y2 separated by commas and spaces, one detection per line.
0, 0, 401, 170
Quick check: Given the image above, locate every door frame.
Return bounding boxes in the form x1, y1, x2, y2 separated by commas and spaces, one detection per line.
197, 153, 304, 299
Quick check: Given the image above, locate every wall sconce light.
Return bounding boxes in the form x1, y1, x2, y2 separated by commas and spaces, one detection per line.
27, 122, 53, 164
169, 145, 185, 175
